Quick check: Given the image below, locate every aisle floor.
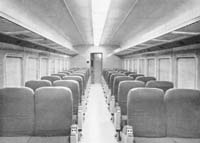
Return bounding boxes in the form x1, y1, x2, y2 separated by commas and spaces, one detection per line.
0, 84, 118, 143
81, 84, 118, 143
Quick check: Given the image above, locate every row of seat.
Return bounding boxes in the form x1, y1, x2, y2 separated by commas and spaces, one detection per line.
0, 86, 72, 136
0, 67, 90, 143
102, 69, 200, 143
102, 69, 173, 115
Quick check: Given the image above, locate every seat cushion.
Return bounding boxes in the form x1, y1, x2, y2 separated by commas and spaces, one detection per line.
25, 80, 51, 91
0, 87, 34, 136
146, 81, 173, 92
165, 89, 200, 138
35, 87, 73, 136
53, 80, 80, 114
128, 88, 165, 137
118, 81, 145, 115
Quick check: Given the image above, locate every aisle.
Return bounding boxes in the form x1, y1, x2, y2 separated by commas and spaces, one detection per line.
81, 84, 118, 143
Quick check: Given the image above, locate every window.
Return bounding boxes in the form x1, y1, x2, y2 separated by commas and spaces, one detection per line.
5, 56, 22, 87
55, 58, 60, 73
159, 58, 171, 81
50, 58, 55, 74
26, 57, 38, 81
139, 59, 145, 74
60, 59, 64, 72
123, 59, 126, 70
40, 58, 48, 77
177, 57, 196, 89
147, 59, 155, 76
127, 59, 129, 70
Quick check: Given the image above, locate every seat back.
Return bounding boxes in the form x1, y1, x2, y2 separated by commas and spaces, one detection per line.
63, 76, 83, 95
136, 76, 156, 84
146, 81, 173, 92
34, 87, 73, 136
129, 74, 144, 80
53, 80, 80, 114
51, 73, 67, 79
127, 88, 165, 137
112, 76, 133, 96
125, 72, 137, 76
107, 72, 118, 84
41, 76, 61, 84
25, 80, 51, 91
165, 89, 200, 138
109, 73, 125, 89
118, 81, 145, 115
58, 72, 70, 75
0, 87, 34, 136
70, 73, 85, 90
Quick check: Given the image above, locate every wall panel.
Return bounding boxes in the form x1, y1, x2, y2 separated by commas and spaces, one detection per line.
158, 58, 171, 81
5, 56, 22, 87
147, 59, 155, 76
139, 59, 145, 74
177, 57, 196, 89
40, 58, 48, 77
26, 57, 38, 81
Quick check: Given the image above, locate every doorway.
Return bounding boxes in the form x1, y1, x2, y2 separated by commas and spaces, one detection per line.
90, 53, 103, 84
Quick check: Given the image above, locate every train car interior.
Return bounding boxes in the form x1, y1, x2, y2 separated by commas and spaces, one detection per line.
0, 0, 200, 143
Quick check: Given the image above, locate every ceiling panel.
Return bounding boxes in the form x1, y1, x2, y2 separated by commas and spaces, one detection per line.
0, 16, 76, 55
0, 0, 93, 51
178, 20, 200, 33
156, 33, 192, 41
100, 0, 137, 46
64, 0, 93, 46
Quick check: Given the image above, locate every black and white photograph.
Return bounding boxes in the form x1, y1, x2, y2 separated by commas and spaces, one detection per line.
0, 0, 199, 143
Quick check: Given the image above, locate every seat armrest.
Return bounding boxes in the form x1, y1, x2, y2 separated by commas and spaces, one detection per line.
121, 125, 134, 143
114, 105, 121, 131
72, 115, 77, 123
106, 90, 111, 104
78, 105, 83, 131
70, 124, 79, 143
109, 95, 116, 114
81, 95, 86, 114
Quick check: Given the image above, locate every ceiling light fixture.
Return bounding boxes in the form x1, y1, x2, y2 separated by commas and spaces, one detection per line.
92, 0, 111, 46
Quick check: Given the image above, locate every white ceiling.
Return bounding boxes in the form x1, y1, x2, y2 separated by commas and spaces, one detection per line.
0, 0, 200, 56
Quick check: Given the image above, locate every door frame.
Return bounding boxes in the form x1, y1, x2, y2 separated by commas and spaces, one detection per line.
90, 52, 103, 83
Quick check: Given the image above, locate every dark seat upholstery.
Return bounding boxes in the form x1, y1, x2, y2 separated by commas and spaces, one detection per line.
125, 88, 200, 143
53, 80, 80, 114
127, 88, 165, 137
118, 81, 145, 115
51, 73, 67, 79
109, 73, 125, 89
25, 80, 51, 91
0, 87, 34, 136
34, 87, 73, 136
70, 73, 86, 90
107, 72, 118, 85
41, 76, 61, 84
112, 76, 133, 97
165, 89, 200, 138
136, 76, 156, 84
129, 74, 144, 80
125, 72, 137, 76
63, 76, 83, 95
146, 81, 174, 92
58, 72, 70, 75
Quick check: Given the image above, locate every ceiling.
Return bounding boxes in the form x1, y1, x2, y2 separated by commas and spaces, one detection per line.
0, 0, 200, 56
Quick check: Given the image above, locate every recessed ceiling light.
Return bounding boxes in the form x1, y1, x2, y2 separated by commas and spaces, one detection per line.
92, 0, 111, 46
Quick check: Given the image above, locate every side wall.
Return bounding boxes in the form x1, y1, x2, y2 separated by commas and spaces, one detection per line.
69, 46, 122, 69
122, 44, 200, 89
0, 42, 70, 88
